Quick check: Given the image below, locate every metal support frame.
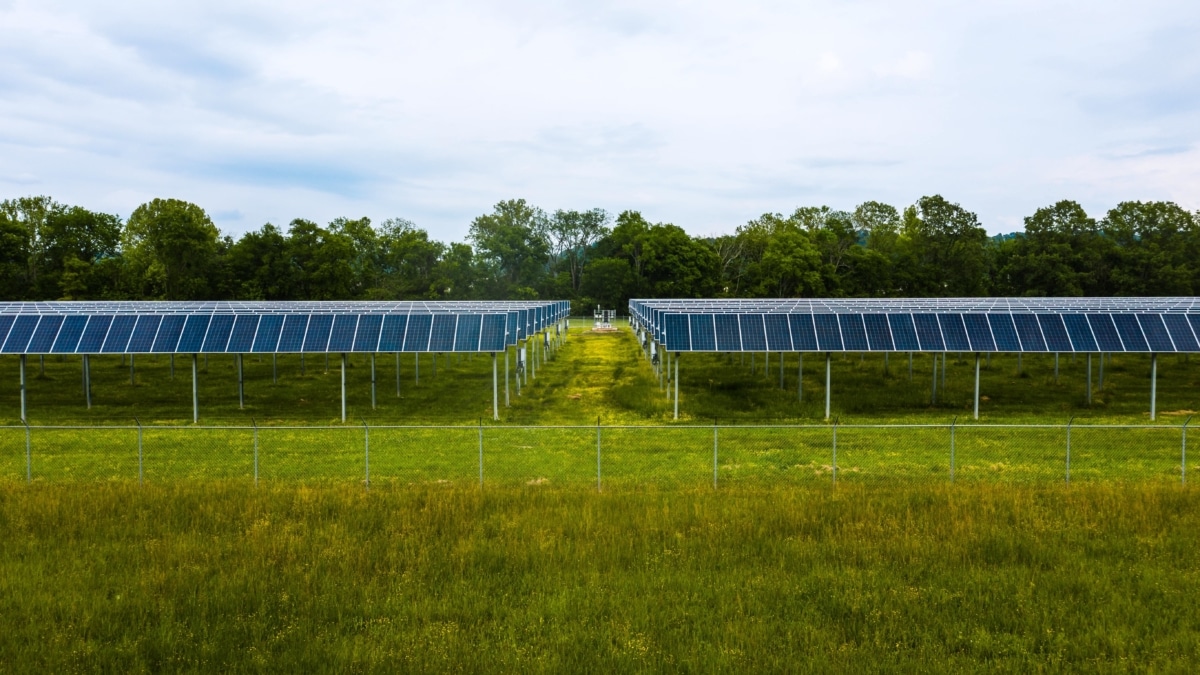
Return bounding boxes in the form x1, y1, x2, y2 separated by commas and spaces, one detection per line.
340, 353, 347, 423
1150, 353, 1158, 421
396, 352, 401, 396
673, 352, 680, 420
19, 354, 27, 422
415, 352, 419, 384
237, 354, 244, 409
1054, 353, 1059, 385
491, 353, 499, 421
973, 353, 981, 419
273, 354, 278, 384
371, 354, 377, 410
908, 352, 913, 381
504, 348, 510, 407
191, 354, 198, 424
798, 353, 803, 402
824, 352, 832, 421
1087, 353, 1093, 405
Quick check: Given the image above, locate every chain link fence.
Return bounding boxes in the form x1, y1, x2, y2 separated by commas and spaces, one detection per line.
0, 421, 1192, 487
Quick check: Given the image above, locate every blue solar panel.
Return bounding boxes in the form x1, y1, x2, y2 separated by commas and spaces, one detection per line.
302, 315, 333, 352
454, 314, 482, 351
987, 314, 1020, 351
176, 315, 211, 353
1136, 314, 1174, 352
0, 316, 13, 349
1087, 314, 1124, 352
863, 314, 893, 351
789, 314, 818, 351
764, 314, 792, 351
888, 314, 919, 351
429, 315, 457, 352
690, 314, 716, 351
78, 316, 113, 353
739, 314, 767, 351
506, 312, 520, 345
962, 314, 995, 352
937, 314, 971, 351
379, 315, 407, 351
127, 315, 162, 353
253, 315, 285, 353
1163, 314, 1199, 352
404, 314, 432, 351
1112, 314, 1148, 352
715, 314, 741, 351
838, 314, 868, 351
1012, 314, 1046, 351
27, 315, 63, 353
353, 315, 383, 352
52, 315, 87, 353
664, 314, 690, 351
327, 314, 358, 352
814, 314, 843, 351
481, 315, 507, 351
152, 315, 186, 353
912, 314, 944, 351
1037, 314, 1072, 352
276, 315, 309, 352
2, 315, 39, 353
1062, 315, 1097, 352
201, 315, 235, 353
226, 315, 258, 352
100, 315, 136, 353
1191, 316, 1200, 346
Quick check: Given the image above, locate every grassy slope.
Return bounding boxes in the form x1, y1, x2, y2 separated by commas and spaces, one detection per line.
1, 482, 1197, 672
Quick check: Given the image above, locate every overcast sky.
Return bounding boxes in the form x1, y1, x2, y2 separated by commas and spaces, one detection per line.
2, 0, 1198, 240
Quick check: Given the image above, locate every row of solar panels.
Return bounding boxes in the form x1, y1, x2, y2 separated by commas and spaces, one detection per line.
654, 312, 1200, 353
0, 312, 565, 355
630, 298, 1200, 314
0, 300, 571, 320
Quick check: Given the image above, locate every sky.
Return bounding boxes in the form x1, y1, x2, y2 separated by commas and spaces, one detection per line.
2, 0, 1198, 240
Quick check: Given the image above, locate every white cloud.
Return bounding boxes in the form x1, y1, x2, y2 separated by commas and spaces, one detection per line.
0, 0, 1198, 238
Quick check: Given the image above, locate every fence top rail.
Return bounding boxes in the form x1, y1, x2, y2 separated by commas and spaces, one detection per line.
0, 422, 1190, 431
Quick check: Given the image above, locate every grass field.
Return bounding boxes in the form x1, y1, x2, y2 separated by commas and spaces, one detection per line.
1, 482, 1197, 671
1, 319, 1198, 426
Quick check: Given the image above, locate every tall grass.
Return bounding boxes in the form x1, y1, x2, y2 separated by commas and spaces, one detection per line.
1, 482, 1197, 671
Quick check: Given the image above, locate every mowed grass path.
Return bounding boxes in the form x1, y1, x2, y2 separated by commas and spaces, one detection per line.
1, 482, 1197, 672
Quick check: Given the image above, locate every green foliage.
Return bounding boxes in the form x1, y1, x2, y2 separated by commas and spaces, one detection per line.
123, 198, 221, 299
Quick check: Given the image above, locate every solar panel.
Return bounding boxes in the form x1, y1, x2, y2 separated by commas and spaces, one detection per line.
0, 315, 13, 349
764, 314, 792, 351
27, 315, 63, 353
153, 315, 186, 353
1137, 314, 1175, 352
403, 314, 433, 351
1087, 314, 1125, 352
937, 314, 971, 351
327, 314, 358, 352
1112, 314, 1149, 352
1163, 314, 1200, 352
912, 314, 944, 351
789, 314, 818, 351
100, 315, 136, 353
481, 314, 507, 352
2, 315, 39, 353
429, 314, 457, 352
987, 314, 1021, 351
863, 314, 894, 351
353, 314, 383, 352
690, 314, 717, 351
454, 314, 482, 352
814, 314, 842, 351
128, 315, 162, 353
201, 315, 235, 353
176, 315, 211, 353
1036, 314, 1072, 352
739, 314, 767, 351
838, 314, 868, 351
962, 314, 995, 352
715, 314, 741, 351
226, 315, 258, 353
1062, 314, 1096, 352
301, 315, 333, 352
78, 316, 113, 353
378, 315, 407, 351
253, 315, 285, 353
53, 315, 87, 353
888, 314, 919, 351
664, 314, 690, 351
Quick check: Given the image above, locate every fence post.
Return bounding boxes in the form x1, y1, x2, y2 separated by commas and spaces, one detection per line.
362, 418, 370, 490
252, 418, 258, 487
135, 417, 143, 485
950, 416, 957, 483
596, 417, 602, 492
1066, 416, 1074, 484
1183, 416, 1191, 486
478, 418, 484, 488
713, 421, 718, 489
832, 417, 838, 488
24, 420, 31, 483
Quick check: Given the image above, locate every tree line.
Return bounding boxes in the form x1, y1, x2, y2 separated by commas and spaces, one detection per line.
2, 194, 1198, 311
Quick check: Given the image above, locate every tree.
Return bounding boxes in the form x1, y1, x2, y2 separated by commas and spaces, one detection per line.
375, 218, 446, 299
547, 208, 611, 294
1101, 201, 1196, 295
227, 223, 295, 299
123, 198, 221, 299
285, 219, 355, 300
895, 196, 990, 296
468, 199, 549, 296
579, 257, 634, 310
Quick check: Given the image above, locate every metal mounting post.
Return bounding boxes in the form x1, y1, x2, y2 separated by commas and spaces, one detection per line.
237, 354, 244, 409
371, 354, 377, 410
340, 353, 347, 423
19, 354, 27, 422
1150, 353, 1158, 421
491, 353, 498, 421
191, 354, 199, 423
673, 353, 680, 420
824, 352, 832, 420
504, 348, 510, 407
973, 353, 981, 419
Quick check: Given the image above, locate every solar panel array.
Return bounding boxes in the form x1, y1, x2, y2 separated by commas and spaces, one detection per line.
629, 298, 1200, 354
0, 301, 569, 355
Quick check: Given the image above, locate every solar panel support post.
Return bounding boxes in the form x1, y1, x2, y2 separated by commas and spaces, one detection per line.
941, 353, 946, 392
765, 352, 769, 379
130, 354, 136, 385
673, 353, 680, 421
301, 353, 305, 376
504, 348, 510, 408
751, 353, 755, 375
415, 353, 419, 385
272, 354, 277, 384
1087, 354, 1092, 405
798, 353, 803, 402
395, 353, 400, 397
824, 352, 832, 421
39, 355, 44, 377
19, 354, 27, 422
1150, 353, 1158, 421
491, 353, 498, 421
340, 353, 347, 424
237, 354, 244, 410
908, 352, 913, 382
1054, 353, 1059, 385
191, 354, 198, 424
973, 353, 980, 420
370, 354, 376, 410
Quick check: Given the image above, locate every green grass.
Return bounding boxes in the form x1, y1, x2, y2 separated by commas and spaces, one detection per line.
1, 482, 1197, 671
